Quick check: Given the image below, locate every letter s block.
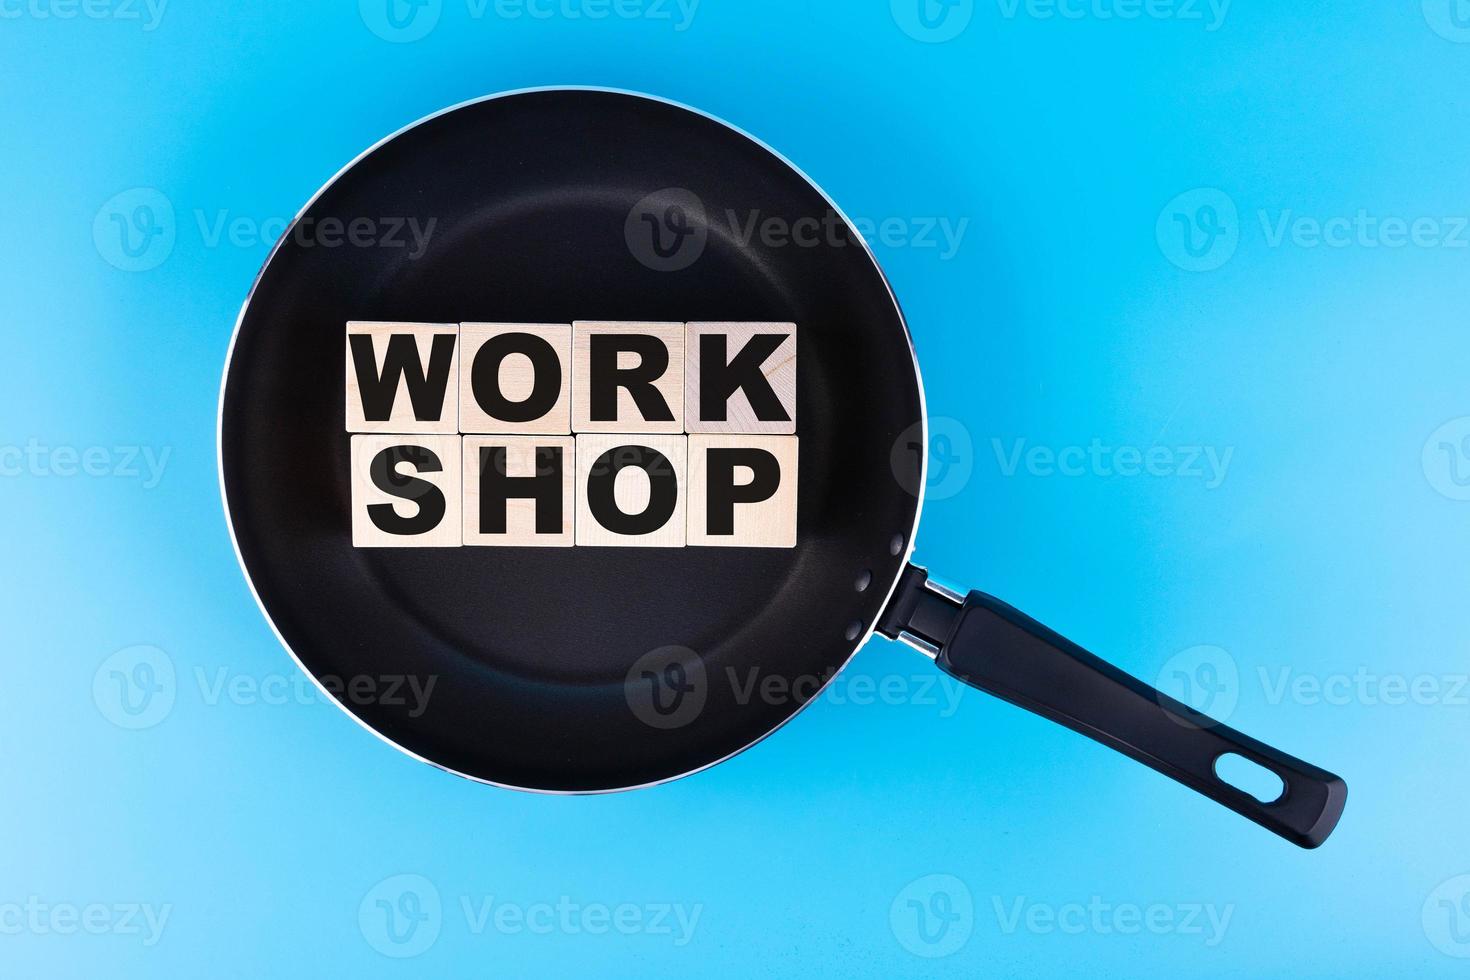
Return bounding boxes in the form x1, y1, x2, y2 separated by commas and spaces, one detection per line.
687, 434, 798, 548
346, 321, 460, 433
685, 322, 796, 434
350, 434, 463, 548
462, 435, 574, 547
572, 321, 684, 433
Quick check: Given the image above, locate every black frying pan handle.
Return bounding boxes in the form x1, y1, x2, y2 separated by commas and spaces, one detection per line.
877, 566, 1347, 848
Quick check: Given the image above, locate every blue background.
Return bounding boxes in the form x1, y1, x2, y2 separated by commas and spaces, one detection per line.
5, 0, 1469, 975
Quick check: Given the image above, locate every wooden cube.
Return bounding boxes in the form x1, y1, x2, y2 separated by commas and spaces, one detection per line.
462, 436, 574, 546
684, 322, 796, 434
687, 434, 798, 548
350, 434, 462, 547
345, 322, 460, 433
575, 433, 687, 547
458, 323, 571, 434
572, 322, 684, 433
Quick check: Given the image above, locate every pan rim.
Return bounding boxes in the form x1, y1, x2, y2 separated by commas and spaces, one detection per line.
215, 85, 930, 794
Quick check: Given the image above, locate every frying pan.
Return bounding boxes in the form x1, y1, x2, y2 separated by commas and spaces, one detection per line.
218, 88, 1347, 848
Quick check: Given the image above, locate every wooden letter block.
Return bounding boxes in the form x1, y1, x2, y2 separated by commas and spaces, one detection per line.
345, 321, 459, 433
575, 433, 687, 547
350, 433, 462, 548
685, 322, 796, 434
687, 434, 798, 548
572, 321, 684, 433
462, 436, 574, 547
458, 323, 571, 434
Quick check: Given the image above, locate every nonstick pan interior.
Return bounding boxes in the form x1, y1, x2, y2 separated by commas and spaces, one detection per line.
219, 90, 926, 790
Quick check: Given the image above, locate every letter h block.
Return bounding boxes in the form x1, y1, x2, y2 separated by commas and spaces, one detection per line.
462, 436, 575, 546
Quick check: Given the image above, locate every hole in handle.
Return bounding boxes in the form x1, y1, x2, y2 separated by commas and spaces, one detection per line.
1213, 753, 1286, 804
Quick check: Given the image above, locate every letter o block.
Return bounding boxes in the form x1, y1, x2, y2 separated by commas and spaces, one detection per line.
575, 433, 687, 547
458, 323, 572, 434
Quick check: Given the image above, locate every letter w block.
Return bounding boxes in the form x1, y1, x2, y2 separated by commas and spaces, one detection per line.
345, 321, 460, 433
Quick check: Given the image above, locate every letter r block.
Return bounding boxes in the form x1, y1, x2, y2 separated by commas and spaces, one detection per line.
350, 434, 463, 548
345, 321, 460, 433
462, 436, 575, 546
684, 322, 796, 434
572, 321, 684, 433
688, 434, 798, 548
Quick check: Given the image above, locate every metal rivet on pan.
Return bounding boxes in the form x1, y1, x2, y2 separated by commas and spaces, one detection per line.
854, 570, 872, 593
888, 534, 904, 556
844, 620, 863, 642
